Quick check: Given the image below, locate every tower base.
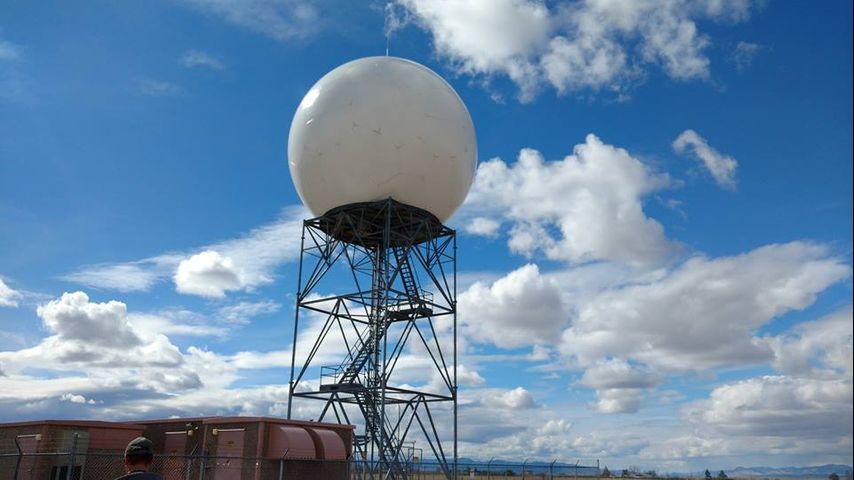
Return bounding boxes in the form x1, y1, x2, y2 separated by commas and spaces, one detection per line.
287, 199, 458, 480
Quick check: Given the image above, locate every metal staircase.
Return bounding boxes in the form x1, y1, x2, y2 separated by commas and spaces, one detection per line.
337, 327, 383, 385
354, 389, 408, 478
389, 247, 432, 320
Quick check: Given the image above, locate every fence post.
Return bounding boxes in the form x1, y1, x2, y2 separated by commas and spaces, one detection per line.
551, 460, 557, 480
278, 449, 289, 480
66, 432, 79, 480
184, 452, 193, 480
13, 434, 23, 480
199, 449, 206, 480
487, 457, 494, 480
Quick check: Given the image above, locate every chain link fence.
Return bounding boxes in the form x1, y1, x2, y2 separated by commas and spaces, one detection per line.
403, 461, 600, 479
0, 452, 343, 480
0, 450, 599, 479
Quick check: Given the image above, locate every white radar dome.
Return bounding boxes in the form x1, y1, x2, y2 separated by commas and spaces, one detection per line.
288, 56, 477, 222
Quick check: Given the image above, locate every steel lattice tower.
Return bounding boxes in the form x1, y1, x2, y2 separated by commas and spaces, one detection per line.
287, 198, 457, 479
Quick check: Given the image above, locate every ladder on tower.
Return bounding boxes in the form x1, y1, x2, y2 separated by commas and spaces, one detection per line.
336, 325, 385, 385
354, 388, 409, 478
389, 247, 432, 320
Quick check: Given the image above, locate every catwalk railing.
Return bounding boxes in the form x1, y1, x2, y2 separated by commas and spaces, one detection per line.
0, 451, 601, 480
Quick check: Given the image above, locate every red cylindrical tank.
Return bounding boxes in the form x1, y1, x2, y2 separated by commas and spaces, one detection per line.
266, 425, 316, 460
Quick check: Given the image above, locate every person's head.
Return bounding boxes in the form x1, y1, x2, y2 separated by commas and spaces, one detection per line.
124, 437, 154, 472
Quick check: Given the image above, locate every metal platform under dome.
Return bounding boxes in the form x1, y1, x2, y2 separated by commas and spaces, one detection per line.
310, 200, 449, 248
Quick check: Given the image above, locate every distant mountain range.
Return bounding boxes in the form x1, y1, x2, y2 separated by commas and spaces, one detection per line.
723, 465, 852, 478
442, 459, 852, 478
421, 457, 599, 473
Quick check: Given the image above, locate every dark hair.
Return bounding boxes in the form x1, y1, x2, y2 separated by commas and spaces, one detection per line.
125, 452, 153, 465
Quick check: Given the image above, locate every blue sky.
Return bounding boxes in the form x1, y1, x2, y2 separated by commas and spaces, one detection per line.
0, 0, 852, 472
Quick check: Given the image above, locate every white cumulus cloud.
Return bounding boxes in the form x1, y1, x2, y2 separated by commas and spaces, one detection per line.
661, 309, 853, 459
560, 242, 851, 372
463, 217, 501, 237
687, 375, 852, 439
482, 386, 538, 409
462, 134, 675, 266
673, 129, 739, 189
174, 250, 247, 298
394, 0, 761, 101
37, 291, 142, 349
579, 358, 661, 413
398, 0, 551, 100
460, 264, 567, 349
60, 393, 99, 405
0, 292, 202, 394
0, 277, 22, 307
765, 306, 853, 380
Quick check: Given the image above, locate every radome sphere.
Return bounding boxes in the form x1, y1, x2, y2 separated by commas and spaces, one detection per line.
288, 56, 477, 222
